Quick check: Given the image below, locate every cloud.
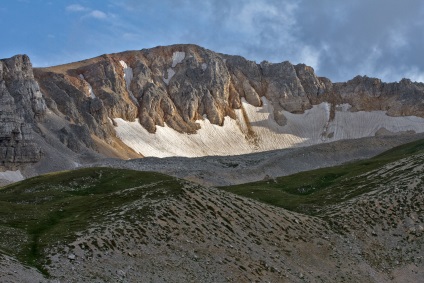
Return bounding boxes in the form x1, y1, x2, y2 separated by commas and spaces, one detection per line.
66, 4, 108, 20
58, 0, 424, 83
299, 46, 321, 71
405, 67, 424, 83
388, 28, 408, 51
66, 4, 88, 12
294, 0, 424, 82
89, 10, 107, 19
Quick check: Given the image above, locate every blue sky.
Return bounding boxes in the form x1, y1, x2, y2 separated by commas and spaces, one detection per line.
1, 0, 424, 82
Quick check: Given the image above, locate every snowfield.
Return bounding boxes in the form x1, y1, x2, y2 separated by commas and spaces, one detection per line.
114, 97, 424, 157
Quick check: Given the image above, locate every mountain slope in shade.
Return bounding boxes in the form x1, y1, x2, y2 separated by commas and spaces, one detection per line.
0, 138, 423, 282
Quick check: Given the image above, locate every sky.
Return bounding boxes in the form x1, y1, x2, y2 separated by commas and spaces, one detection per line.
1, 0, 424, 82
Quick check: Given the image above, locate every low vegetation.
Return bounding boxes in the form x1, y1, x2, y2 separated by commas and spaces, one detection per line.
0, 168, 185, 273
1, 139, 424, 279
220, 138, 424, 215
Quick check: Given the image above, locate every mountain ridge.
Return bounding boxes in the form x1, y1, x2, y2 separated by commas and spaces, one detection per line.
1, 45, 424, 282
2, 44, 424, 178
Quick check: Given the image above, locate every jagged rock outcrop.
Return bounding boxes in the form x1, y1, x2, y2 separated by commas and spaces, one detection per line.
0, 55, 45, 168
333, 76, 424, 116
33, 56, 134, 142
34, 44, 424, 137
133, 48, 228, 133
2, 44, 424, 166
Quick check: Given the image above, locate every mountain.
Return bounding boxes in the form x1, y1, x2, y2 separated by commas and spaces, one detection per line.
1, 45, 424, 281
2, 44, 424, 184
34, 44, 424, 157
0, 55, 46, 168
0, 138, 423, 282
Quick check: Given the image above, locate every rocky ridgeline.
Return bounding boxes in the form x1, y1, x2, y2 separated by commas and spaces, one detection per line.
34, 44, 424, 136
2, 44, 424, 167
0, 55, 46, 168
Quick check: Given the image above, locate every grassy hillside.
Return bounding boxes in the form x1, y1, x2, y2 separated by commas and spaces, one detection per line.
0, 140, 423, 282
220, 138, 424, 215
0, 167, 185, 273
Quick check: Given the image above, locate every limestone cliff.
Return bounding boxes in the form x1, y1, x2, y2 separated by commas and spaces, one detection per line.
35, 45, 424, 138
0, 55, 46, 168
3, 44, 424, 166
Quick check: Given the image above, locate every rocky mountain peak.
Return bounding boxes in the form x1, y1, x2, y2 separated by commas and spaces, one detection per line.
3, 44, 424, 167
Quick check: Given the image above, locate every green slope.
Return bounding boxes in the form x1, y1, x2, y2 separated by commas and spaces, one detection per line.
220, 138, 424, 215
2, 138, 424, 275
0, 167, 185, 274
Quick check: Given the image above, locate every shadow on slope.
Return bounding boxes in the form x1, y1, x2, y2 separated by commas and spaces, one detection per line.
0, 168, 184, 275
220, 138, 424, 215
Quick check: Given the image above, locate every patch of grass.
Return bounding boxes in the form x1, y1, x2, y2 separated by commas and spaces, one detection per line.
0, 167, 185, 274
220, 138, 424, 215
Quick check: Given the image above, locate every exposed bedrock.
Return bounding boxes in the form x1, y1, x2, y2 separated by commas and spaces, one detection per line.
0, 44, 423, 165
34, 44, 424, 137
0, 55, 45, 168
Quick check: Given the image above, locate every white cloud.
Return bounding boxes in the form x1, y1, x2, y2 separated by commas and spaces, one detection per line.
357, 46, 383, 77
298, 46, 321, 71
56, 0, 424, 83
66, 4, 108, 20
122, 32, 142, 41
404, 67, 424, 83
235, 2, 279, 33
89, 10, 107, 19
388, 28, 408, 51
66, 4, 88, 12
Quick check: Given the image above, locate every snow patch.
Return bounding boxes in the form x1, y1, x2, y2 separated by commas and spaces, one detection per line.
172, 52, 185, 67
336, 103, 352, 112
34, 89, 43, 98
323, 102, 331, 122
119, 60, 139, 106
113, 97, 308, 157
163, 68, 176, 85
325, 109, 424, 140
114, 117, 258, 157
114, 96, 424, 158
79, 74, 96, 99
0, 170, 24, 183
201, 63, 208, 71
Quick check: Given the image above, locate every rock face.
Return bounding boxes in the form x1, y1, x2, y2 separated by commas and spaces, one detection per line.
3, 44, 424, 167
0, 55, 46, 168
333, 76, 424, 116
35, 45, 424, 136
